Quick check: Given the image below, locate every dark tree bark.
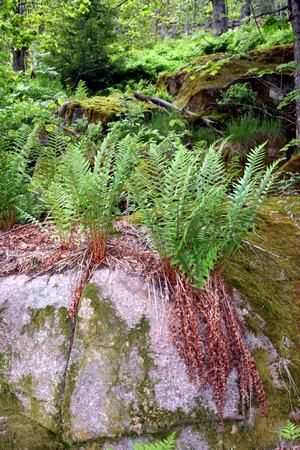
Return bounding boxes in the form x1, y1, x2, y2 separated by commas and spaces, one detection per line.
211, 0, 228, 36
288, 0, 300, 143
12, 48, 27, 72
11, 1, 27, 72
240, 0, 251, 24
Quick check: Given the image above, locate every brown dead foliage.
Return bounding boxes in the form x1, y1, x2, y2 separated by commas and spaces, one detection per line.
160, 262, 267, 422
0, 224, 83, 277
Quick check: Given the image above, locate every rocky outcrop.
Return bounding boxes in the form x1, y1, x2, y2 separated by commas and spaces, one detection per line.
158, 45, 294, 113
0, 198, 300, 449
56, 95, 125, 125
56, 94, 156, 125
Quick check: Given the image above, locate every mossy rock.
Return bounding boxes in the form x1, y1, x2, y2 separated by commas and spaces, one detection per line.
158, 45, 294, 113
58, 94, 157, 125
1, 198, 300, 449
222, 197, 300, 449
61, 95, 124, 124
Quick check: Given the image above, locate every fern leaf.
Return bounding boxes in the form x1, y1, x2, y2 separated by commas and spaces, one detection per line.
134, 433, 176, 450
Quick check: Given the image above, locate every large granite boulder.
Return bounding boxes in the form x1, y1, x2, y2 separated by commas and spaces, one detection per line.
0, 198, 299, 449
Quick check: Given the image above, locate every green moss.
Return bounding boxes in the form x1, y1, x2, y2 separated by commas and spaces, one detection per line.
0, 365, 63, 448
19, 373, 59, 433
58, 307, 73, 340
61, 360, 80, 444
159, 45, 294, 112
23, 305, 56, 334
221, 197, 300, 449
0, 415, 66, 450
225, 198, 300, 350
65, 95, 124, 124
222, 349, 289, 450
20, 373, 35, 393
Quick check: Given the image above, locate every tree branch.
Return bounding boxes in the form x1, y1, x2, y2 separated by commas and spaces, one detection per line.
249, 0, 266, 42
253, 5, 288, 19
133, 91, 224, 135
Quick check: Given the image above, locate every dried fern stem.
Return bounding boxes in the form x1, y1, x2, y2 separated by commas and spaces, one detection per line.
160, 262, 268, 421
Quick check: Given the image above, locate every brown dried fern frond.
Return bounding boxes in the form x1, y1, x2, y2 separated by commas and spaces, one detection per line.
160, 262, 268, 421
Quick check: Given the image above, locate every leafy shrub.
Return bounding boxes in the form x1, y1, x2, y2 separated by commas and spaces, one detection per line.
200, 20, 293, 55
218, 83, 257, 111
113, 37, 200, 79
130, 141, 280, 288
0, 71, 66, 150
278, 88, 300, 110
111, 20, 293, 85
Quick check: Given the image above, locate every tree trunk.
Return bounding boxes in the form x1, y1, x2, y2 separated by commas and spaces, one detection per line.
240, 0, 251, 24
12, 48, 27, 72
11, 1, 27, 72
211, 0, 228, 36
288, 0, 300, 143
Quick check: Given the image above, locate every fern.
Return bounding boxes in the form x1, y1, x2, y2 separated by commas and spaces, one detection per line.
135, 433, 176, 450
131, 140, 279, 288
33, 127, 139, 259
73, 80, 89, 101
279, 420, 300, 442
107, 433, 176, 450
0, 126, 39, 229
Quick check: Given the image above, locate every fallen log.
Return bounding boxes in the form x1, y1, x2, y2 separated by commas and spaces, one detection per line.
133, 90, 194, 116
133, 91, 224, 135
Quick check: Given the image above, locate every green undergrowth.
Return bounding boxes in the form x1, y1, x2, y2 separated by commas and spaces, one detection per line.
112, 19, 293, 82
226, 116, 283, 143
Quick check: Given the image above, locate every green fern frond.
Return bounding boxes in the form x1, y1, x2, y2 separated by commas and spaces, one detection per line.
134, 432, 177, 450
33, 126, 137, 256
0, 126, 39, 228
279, 420, 300, 441
131, 139, 278, 288
74, 80, 89, 101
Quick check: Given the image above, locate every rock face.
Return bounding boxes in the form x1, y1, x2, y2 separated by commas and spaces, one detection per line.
57, 95, 124, 125
158, 45, 294, 113
57, 94, 156, 125
0, 199, 300, 449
